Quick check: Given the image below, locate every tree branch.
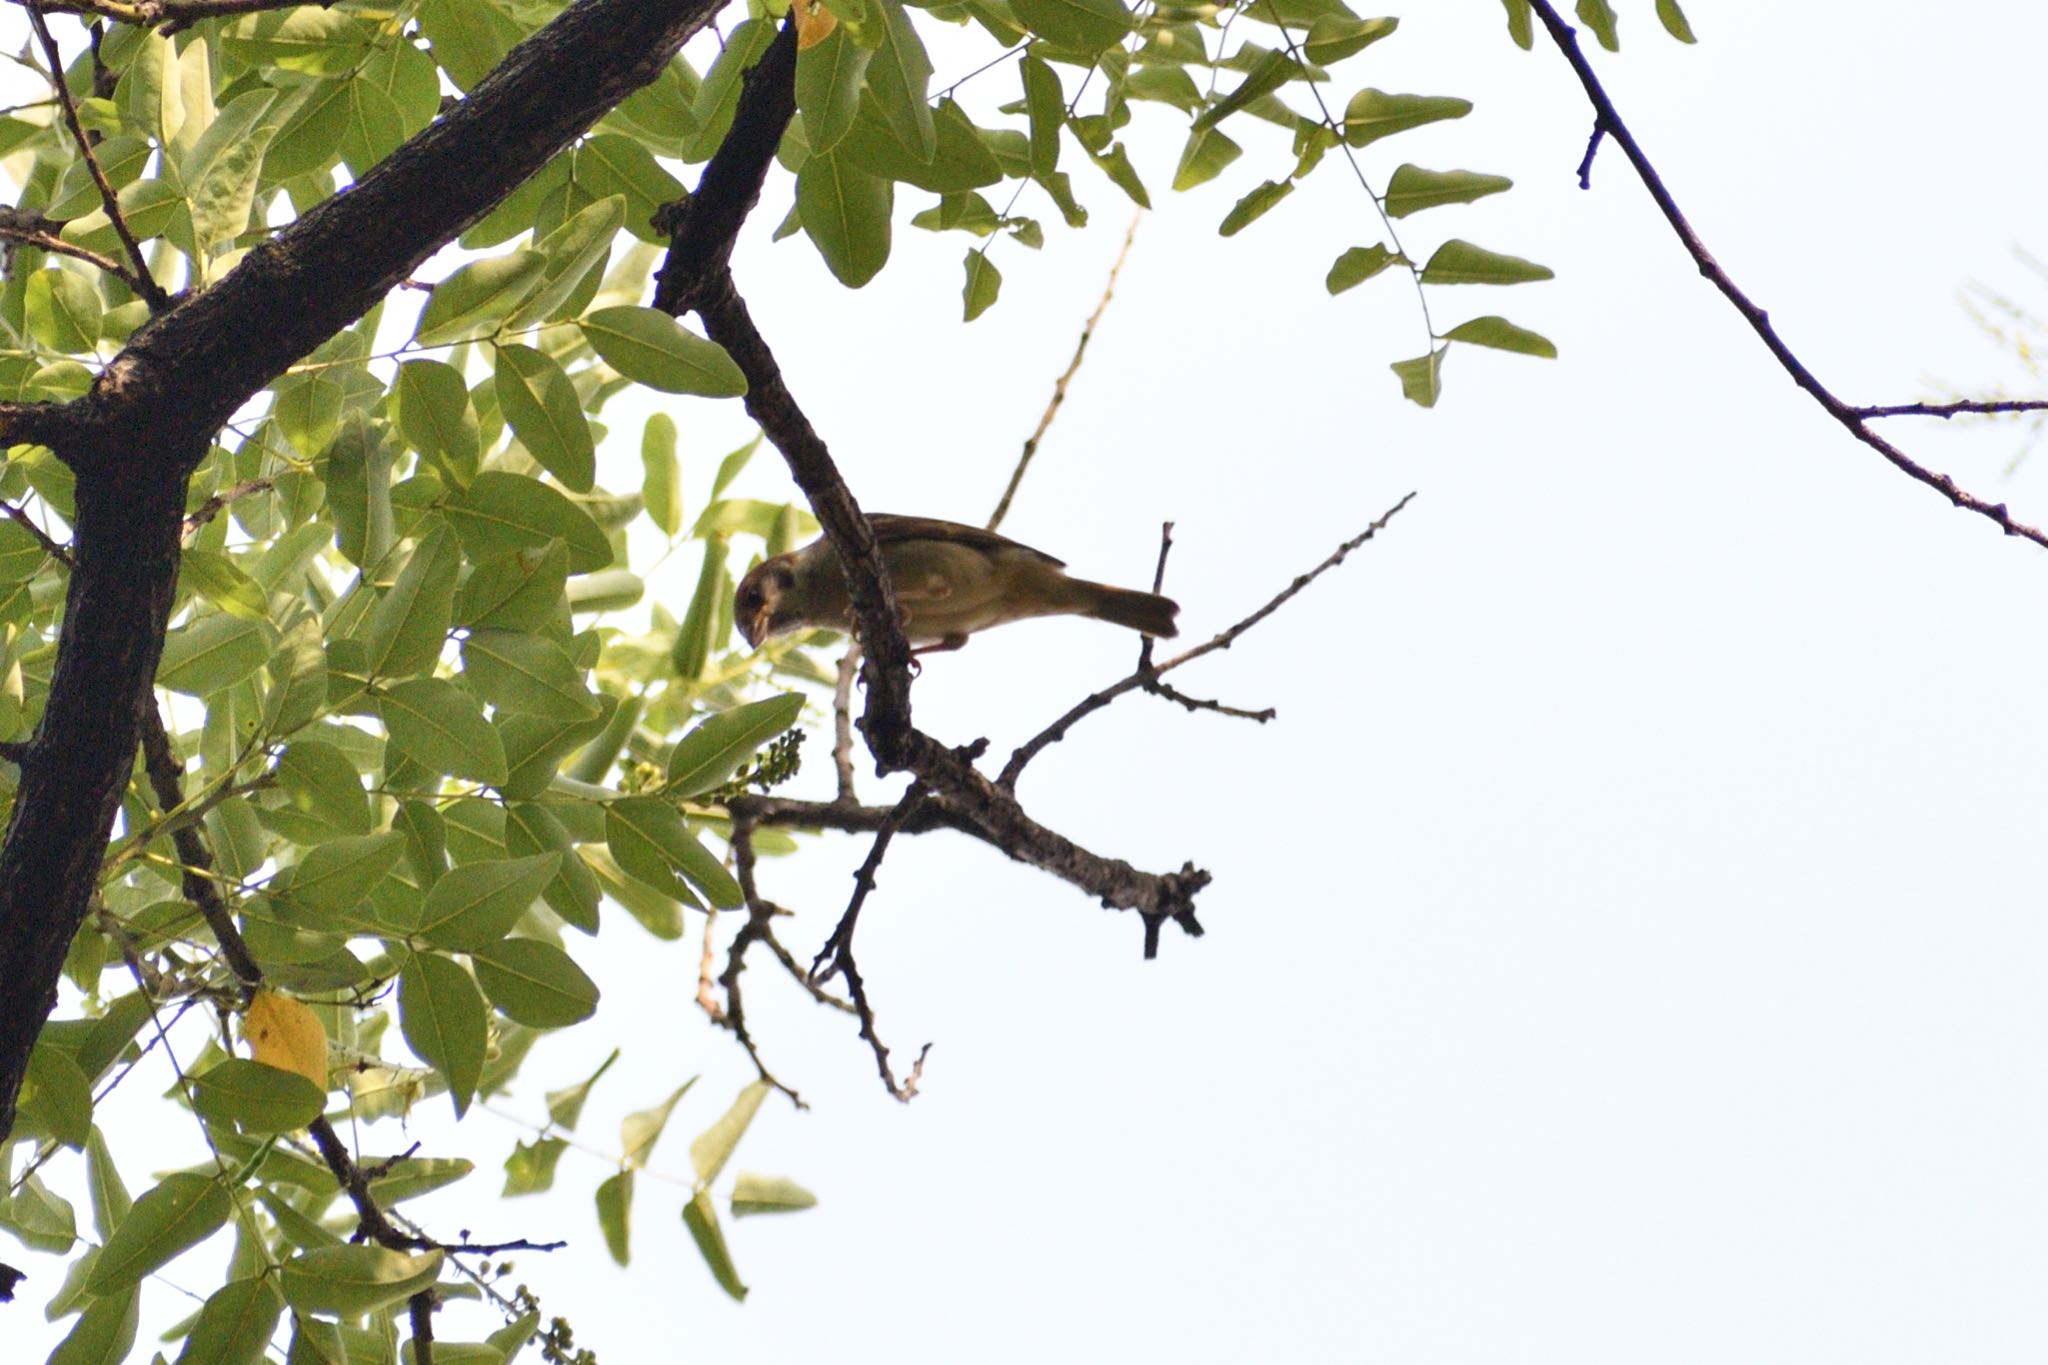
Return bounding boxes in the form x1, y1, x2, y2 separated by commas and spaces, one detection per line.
1852, 399, 2048, 420
1526, 0, 2048, 550
23, 3, 169, 311
986, 212, 1141, 532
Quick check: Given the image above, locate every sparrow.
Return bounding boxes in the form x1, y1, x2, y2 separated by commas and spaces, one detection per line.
734, 514, 1180, 653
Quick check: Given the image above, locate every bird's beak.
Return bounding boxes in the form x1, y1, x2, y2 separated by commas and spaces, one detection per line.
740, 608, 771, 650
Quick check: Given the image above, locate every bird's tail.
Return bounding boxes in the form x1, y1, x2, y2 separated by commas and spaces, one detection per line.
1080, 582, 1181, 638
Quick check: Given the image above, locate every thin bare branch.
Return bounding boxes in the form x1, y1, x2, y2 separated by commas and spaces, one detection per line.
809, 783, 925, 984
1852, 399, 2048, 420
1000, 493, 1416, 788
23, 4, 169, 311
832, 643, 860, 804
986, 213, 1140, 532
1527, 0, 2048, 550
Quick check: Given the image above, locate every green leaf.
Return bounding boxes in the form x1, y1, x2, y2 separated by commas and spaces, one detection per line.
1218, 179, 1292, 237
1419, 239, 1554, 285
381, 678, 509, 785
641, 414, 682, 536
190, 1059, 326, 1134
1194, 48, 1296, 132
1171, 127, 1241, 192
573, 134, 686, 244
360, 523, 460, 679
1012, 0, 1131, 54
367, 1157, 474, 1205
691, 1080, 769, 1186
1021, 55, 1063, 178
23, 1043, 92, 1150
683, 1188, 747, 1301
1443, 314, 1558, 358
606, 797, 739, 906
1656, 0, 1695, 42
545, 1048, 618, 1128
1341, 89, 1473, 148
456, 542, 569, 633
796, 27, 873, 154
337, 75, 407, 177
732, 1172, 819, 1217
1304, 13, 1398, 63
1089, 142, 1150, 210
666, 693, 804, 796
272, 741, 372, 837
47, 1286, 138, 1365
183, 89, 285, 258
867, 0, 936, 161
1390, 347, 1445, 407
87, 1173, 231, 1292
495, 344, 596, 494
1576, 0, 1619, 50
25, 270, 100, 353
414, 251, 546, 346
288, 831, 406, 915
399, 952, 487, 1116
444, 471, 612, 574
472, 938, 600, 1027
595, 1170, 632, 1266
396, 360, 481, 487
580, 307, 746, 397
416, 0, 521, 90
1500, 0, 1533, 48
263, 79, 350, 182
417, 853, 558, 950
461, 628, 599, 720
961, 250, 1001, 322
1383, 165, 1513, 218
798, 150, 893, 288
180, 548, 268, 621
505, 195, 628, 331
502, 1136, 568, 1195
621, 1078, 696, 1167
1, 1169, 76, 1252
1325, 244, 1404, 294
840, 96, 1003, 194
225, 10, 375, 74
158, 613, 275, 696
174, 1276, 284, 1365
280, 1245, 444, 1316
85, 1126, 133, 1238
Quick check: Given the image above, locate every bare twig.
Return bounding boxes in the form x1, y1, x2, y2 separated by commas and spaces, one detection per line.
183, 476, 275, 536
809, 783, 926, 984
1575, 117, 1606, 189
23, 4, 169, 311
1527, 0, 2048, 550
0, 500, 70, 565
1852, 399, 2048, 420
714, 811, 809, 1108
138, 705, 259, 993
986, 213, 1141, 532
1000, 494, 1416, 788
0, 220, 134, 283
832, 643, 859, 803
36, 0, 325, 35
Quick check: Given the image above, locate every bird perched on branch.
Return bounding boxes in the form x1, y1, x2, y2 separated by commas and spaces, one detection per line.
734, 514, 1180, 653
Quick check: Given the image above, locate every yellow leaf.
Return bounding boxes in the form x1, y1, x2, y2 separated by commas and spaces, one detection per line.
796, 0, 838, 50
243, 990, 330, 1090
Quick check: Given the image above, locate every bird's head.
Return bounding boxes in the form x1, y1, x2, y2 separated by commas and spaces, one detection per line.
734, 556, 801, 649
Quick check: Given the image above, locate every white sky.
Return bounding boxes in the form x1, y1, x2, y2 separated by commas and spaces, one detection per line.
19, 2, 2048, 1362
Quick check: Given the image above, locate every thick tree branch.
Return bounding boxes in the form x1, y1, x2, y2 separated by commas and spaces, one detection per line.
1527, 0, 2048, 550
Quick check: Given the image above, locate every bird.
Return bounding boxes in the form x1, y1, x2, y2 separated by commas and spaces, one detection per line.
733, 514, 1180, 654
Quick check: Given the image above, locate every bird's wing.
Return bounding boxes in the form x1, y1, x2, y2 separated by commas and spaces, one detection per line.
867, 514, 1067, 569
